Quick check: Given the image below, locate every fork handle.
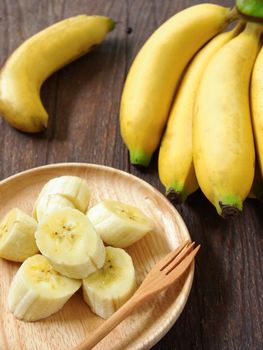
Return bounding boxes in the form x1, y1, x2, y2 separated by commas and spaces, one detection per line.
72, 293, 143, 350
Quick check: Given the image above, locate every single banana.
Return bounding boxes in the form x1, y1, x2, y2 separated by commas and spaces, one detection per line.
33, 194, 75, 222
158, 24, 243, 203
37, 176, 90, 213
35, 207, 105, 279
0, 208, 38, 262
193, 23, 262, 217
8, 254, 81, 321
120, 4, 237, 166
83, 246, 136, 319
87, 200, 153, 248
0, 15, 114, 132
251, 45, 263, 177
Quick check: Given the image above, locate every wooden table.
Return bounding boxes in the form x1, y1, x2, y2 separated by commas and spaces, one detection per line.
0, 0, 262, 349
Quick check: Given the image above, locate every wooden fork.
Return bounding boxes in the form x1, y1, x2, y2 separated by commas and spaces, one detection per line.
73, 240, 200, 350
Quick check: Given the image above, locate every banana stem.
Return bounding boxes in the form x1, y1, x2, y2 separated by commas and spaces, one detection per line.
236, 0, 263, 22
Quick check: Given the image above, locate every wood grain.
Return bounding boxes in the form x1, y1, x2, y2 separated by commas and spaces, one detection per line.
0, 163, 193, 350
0, 1, 262, 350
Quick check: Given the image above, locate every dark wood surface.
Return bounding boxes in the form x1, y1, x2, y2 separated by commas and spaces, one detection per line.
0, 0, 262, 349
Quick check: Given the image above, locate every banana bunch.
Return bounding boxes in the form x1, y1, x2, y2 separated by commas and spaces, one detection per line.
0, 15, 114, 132
0, 175, 153, 321
120, 3, 263, 217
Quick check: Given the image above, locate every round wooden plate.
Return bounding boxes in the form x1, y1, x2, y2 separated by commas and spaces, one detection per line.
0, 163, 194, 350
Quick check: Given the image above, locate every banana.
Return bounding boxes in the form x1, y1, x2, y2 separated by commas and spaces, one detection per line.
87, 200, 153, 248
0, 208, 38, 262
35, 207, 105, 279
193, 23, 262, 217
82, 246, 136, 319
8, 254, 81, 321
33, 194, 75, 222
37, 176, 90, 213
120, 4, 237, 167
251, 45, 263, 177
0, 15, 114, 132
158, 24, 243, 203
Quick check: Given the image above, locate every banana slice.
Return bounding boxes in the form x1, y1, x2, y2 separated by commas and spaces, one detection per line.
33, 194, 75, 222
87, 200, 153, 248
83, 246, 136, 319
36, 207, 105, 279
38, 176, 90, 212
8, 254, 81, 321
0, 208, 38, 262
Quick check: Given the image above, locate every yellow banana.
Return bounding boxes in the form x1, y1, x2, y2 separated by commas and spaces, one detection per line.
251, 45, 263, 177
120, 4, 237, 166
158, 24, 243, 203
193, 23, 262, 218
0, 15, 114, 132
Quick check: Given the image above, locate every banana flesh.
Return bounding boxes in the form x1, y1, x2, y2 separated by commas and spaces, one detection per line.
0, 15, 114, 132
87, 200, 153, 248
8, 254, 81, 321
33, 194, 75, 222
36, 207, 105, 279
0, 208, 38, 262
37, 176, 90, 213
193, 23, 262, 217
120, 4, 237, 166
158, 24, 243, 203
83, 246, 136, 319
251, 45, 263, 177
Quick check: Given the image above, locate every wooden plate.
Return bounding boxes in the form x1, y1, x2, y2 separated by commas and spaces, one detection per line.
0, 163, 194, 350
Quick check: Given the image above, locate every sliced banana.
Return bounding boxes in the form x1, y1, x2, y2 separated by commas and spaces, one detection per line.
33, 194, 75, 222
37, 176, 90, 212
8, 254, 81, 321
87, 200, 153, 248
36, 207, 105, 279
83, 246, 137, 319
0, 208, 38, 262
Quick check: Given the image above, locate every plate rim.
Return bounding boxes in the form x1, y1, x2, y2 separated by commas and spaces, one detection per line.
0, 162, 194, 350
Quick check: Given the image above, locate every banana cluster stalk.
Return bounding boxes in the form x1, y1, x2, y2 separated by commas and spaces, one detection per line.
8, 255, 81, 321
83, 246, 136, 319
120, 3, 237, 166
193, 23, 262, 217
87, 200, 153, 248
0, 15, 114, 132
0, 208, 38, 262
158, 23, 243, 203
36, 207, 105, 279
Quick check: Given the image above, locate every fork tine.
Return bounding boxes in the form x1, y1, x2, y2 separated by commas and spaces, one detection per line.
162, 242, 195, 274
156, 240, 190, 270
166, 245, 201, 280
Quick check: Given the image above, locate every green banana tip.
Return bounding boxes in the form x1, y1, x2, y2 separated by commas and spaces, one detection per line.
108, 18, 115, 31
129, 149, 151, 167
